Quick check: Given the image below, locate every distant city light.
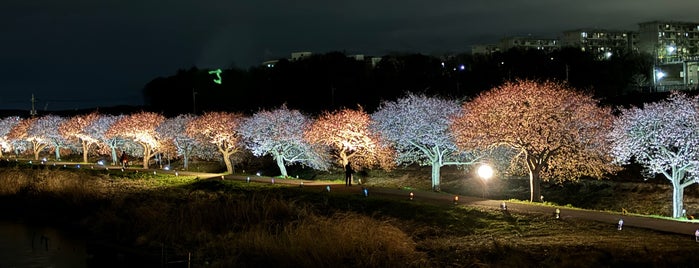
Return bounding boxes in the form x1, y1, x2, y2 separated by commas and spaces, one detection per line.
656, 70, 666, 80
667, 45, 676, 54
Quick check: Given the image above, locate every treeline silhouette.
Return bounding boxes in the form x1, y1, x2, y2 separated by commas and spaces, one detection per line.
143, 48, 656, 116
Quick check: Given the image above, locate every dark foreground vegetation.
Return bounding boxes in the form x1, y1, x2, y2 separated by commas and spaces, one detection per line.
1, 162, 698, 267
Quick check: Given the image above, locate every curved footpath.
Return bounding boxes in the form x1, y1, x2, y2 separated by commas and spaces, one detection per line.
20, 161, 699, 239
217, 173, 699, 238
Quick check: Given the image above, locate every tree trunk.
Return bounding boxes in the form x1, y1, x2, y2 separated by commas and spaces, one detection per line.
275, 154, 288, 178
431, 162, 442, 191
110, 146, 118, 165
672, 179, 684, 218
183, 153, 189, 170
223, 152, 233, 173
526, 154, 542, 202
141, 145, 150, 169
529, 171, 542, 202
54, 146, 61, 160
82, 141, 89, 163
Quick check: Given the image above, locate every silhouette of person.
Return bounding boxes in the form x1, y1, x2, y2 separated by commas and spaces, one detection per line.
345, 162, 353, 186
120, 151, 128, 168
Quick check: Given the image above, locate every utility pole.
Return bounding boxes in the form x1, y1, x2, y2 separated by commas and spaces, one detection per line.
30, 94, 37, 117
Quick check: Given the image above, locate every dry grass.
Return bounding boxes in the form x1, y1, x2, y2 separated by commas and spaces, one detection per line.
1, 164, 699, 267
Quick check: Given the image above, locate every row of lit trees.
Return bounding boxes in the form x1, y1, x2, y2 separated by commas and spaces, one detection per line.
1, 79, 697, 218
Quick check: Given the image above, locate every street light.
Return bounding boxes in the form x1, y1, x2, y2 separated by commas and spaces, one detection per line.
477, 164, 494, 198
477, 164, 493, 180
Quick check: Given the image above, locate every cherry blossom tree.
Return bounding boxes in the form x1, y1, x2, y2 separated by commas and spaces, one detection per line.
157, 114, 199, 170
90, 114, 125, 164
451, 79, 618, 202
59, 112, 100, 163
7, 117, 45, 160
372, 94, 481, 191
29, 115, 72, 160
0, 116, 21, 158
305, 107, 395, 172
106, 112, 165, 168
609, 92, 699, 218
186, 111, 245, 173
239, 106, 329, 178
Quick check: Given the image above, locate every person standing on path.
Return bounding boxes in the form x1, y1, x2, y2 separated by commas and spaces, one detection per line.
120, 151, 128, 169
345, 162, 353, 186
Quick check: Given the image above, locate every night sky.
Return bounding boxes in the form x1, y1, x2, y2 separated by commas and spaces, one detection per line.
1, 0, 697, 111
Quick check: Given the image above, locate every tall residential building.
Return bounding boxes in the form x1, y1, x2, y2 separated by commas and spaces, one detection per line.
561, 29, 636, 60
638, 21, 699, 88
471, 44, 501, 55
499, 36, 560, 52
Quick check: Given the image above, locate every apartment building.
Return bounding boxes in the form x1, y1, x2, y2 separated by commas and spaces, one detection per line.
638, 21, 699, 88
499, 36, 560, 52
561, 29, 636, 60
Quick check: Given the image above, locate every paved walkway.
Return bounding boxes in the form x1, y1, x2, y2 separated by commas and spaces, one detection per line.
219, 173, 699, 238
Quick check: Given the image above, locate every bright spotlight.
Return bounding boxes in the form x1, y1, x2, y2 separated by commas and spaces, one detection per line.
477, 164, 494, 180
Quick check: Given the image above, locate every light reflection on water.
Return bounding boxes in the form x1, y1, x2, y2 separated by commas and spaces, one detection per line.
0, 220, 87, 268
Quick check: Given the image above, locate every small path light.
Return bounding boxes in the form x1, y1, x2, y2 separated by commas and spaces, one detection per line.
175, 172, 178, 176
300, 181, 304, 187
271, 178, 275, 184
617, 218, 624, 230
409, 192, 414, 200
154, 171, 157, 175
694, 228, 699, 242
555, 208, 560, 219
221, 175, 224, 180
500, 202, 507, 211
363, 187, 368, 197
453, 195, 459, 205
326, 185, 331, 192
246, 177, 250, 183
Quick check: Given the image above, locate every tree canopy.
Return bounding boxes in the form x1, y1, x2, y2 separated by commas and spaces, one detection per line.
451, 79, 618, 202
609, 92, 699, 218
372, 93, 479, 191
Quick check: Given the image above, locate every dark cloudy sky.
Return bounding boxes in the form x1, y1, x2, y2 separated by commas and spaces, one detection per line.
1, 0, 698, 111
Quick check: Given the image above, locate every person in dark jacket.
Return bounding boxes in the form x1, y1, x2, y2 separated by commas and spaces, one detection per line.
120, 151, 128, 168
345, 162, 353, 186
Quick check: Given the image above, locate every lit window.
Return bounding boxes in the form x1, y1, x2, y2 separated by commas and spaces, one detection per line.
581, 32, 587, 38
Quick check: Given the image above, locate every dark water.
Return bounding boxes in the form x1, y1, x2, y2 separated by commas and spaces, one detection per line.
0, 220, 87, 268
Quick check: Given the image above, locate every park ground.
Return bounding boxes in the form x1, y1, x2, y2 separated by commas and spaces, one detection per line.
1, 159, 699, 267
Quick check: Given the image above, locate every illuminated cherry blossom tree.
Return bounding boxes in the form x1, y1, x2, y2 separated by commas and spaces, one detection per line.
8, 117, 45, 160
90, 114, 124, 165
372, 94, 480, 191
106, 112, 165, 168
305, 107, 395, 172
0, 116, 21, 158
32, 115, 72, 160
186, 111, 245, 173
239, 106, 330, 178
452, 79, 618, 202
59, 112, 100, 163
609, 92, 699, 218
157, 114, 199, 170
